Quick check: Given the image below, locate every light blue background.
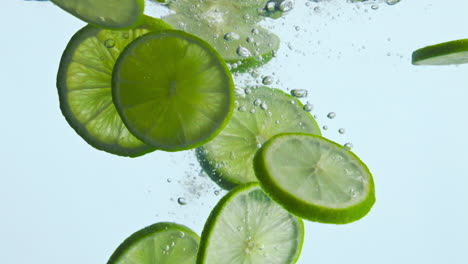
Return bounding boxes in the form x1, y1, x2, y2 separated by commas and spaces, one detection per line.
1, 0, 467, 263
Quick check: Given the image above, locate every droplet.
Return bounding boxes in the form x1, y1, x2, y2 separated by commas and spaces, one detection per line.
104, 39, 115, 48
322, 125, 328, 130
279, 0, 295, 12
253, 99, 262, 106
327, 112, 336, 119
294, 26, 300, 31
122, 33, 129, 39
338, 128, 345, 134
290, 89, 308, 98
303, 102, 313, 112
275, 120, 280, 124
246, 37, 254, 43
177, 197, 187, 205
313, 6, 320, 13
262, 76, 273, 85
266, 1, 276, 12
178, 231, 185, 238
386, 0, 401, 5
250, 108, 256, 114
371, 4, 379, 10
214, 190, 220, 195
244, 88, 252, 94
260, 102, 268, 110
251, 28, 259, 35
344, 142, 353, 150
167, 178, 172, 183
258, 244, 265, 250
238, 106, 247, 112
237, 46, 251, 57
224, 32, 240, 41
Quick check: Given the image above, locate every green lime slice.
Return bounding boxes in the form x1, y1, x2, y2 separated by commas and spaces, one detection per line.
50, 0, 145, 29
197, 183, 304, 264
108, 222, 199, 264
112, 30, 235, 151
162, 14, 280, 72
197, 86, 321, 189
412, 39, 468, 65
57, 16, 171, 157
254, 133, 376, 224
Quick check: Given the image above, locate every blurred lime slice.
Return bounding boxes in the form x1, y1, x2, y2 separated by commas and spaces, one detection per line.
108, 222, 199, 264
57, 16, 171, 157
112, 30, 235, 151
412, 39, 468, 65
254, 133, 376, 224
50, 0, 145, 29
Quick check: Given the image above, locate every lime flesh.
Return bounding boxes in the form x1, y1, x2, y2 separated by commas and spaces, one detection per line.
108, 222, 199, 264
197, 86, 321, 189
254, 133, 376, 224
197, 183, 304, 264
57, 16, 171, 157
412, 39, 468, 65
112, 30, 235, 151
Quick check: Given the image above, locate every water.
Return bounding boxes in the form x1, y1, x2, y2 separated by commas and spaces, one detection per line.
3, 1, 468, 264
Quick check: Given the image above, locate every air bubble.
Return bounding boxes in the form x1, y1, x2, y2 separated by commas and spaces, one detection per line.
237, 46, 251, 57
260, 102, 268, 110
104, 39, 115, 48
327, 112, 336, 119
262, 76, 273, 85
386, 0, 401, 5
177, 197, 187, 205
224, 32, 240, 41
291, 89, 308, 98
303, 102, 313, 112
253, 99, 262, 106
279, 0, 295, 12
322, 125, 328, 130
344, 142, 353, 150
338, 128, 345, 134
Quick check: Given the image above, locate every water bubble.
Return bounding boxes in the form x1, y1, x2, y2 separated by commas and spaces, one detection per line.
250, 108, 256, 114
177, 197, 187, 205
260, 102, 268, 110
237, 46, 251, 57
338, 128, 345, 134
262, 76, 274, 85
279, 0, 295, 12
371, 4, 379, 10
344, 142, 353, 150
244, 88, 252, 94
327, 112, 336, 119
238, 106, 247, 112
303, 102, 313, 112
290, 89, 308, 98
275, 120, 280, 124
237, 226, 243, 232
178, 231, 185, 238
258, 244, 265, 250
266, 1, 276, 12
253, 99, 262, 106
246, 37, 254, 43
313, 6, 320, 13
104, 39, 115, 48
224, 32, 240, 41
251, 28, 259, 35
386, 0, 401, 5
122, 33, 129, 39
322, 125, 328, 130
294, 26, 300, 31
256, 143, 262, 148
290, 100, 296, 105
214, 190, 220, 195
167, 178, 172, 183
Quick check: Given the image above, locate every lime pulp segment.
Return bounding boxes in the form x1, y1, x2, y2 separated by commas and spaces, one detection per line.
254, 133, 375, 224
108, 222, 199, 264
112, 30, 235, 151
57, 17, 172, 157
412, 39, 468, 65
51, 0, 145, 29
197, 86, 321, 189
197, 183, 304, 264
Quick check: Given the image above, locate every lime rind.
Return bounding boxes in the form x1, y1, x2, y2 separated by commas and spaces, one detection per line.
108, 222, 200, 264
197, 183, 304, 264
412, 39, 468, 65
254, 133, 376, 224
57, 16, 172, 157
197, 86, 321, 190
51, 0, 146, 30
112, 30, 235, 151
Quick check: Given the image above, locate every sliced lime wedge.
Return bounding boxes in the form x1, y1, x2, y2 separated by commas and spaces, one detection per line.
197, 183, 304, 264
412, 39, 468, 65
254, 133, 376, 224
112, 30, 235, 151
50, 0, 145, 29
162, 14, 279, 72
197, 86, 321, 189
57, 16, 171, 157
108, 222, 199, 264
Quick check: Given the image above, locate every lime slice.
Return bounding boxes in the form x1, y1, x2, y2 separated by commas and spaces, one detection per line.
412, 39, 468, 65
254, 133, 376, 224
197, 183, 304, 264
50, 0, 145, 29
197, 86, 321, 189
112, 30, 235, 151
162, 14, 280, 72
108, 222, 199, 264
57, 16, 171, 157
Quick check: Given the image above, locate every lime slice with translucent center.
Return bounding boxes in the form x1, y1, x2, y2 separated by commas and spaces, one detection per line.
412, 39, 468, 65
112, 30, 234, 151
57, 16, 171, 157
197, 183, 303, 264
163, 14, 279, 72
108, 222, 199, 264
51, 0, 145, 29
197, 86, 321, 189
254, 133, 376, 224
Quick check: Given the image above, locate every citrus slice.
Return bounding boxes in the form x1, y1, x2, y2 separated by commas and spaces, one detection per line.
412, 39, 468, 65
112, 30, 235, 151
254, 133, 376, 224
57, 16, 171, 157
197, 183, 304, 264
50, 0, 145, 29
108, 222, 199, 264
162, 14, 280, 72
197, 86, 321, 189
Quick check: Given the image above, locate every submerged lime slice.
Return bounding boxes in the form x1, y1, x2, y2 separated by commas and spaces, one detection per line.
197, 86, 321, 189
163, 14, 280, 72
112, 30, 235, 151
108, 222, 199, 264
254, 133, 376, 224
197, 183, 304, 264
412, 39, 468, 65
50, 0, 145, 29
57, 16, 171, 157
